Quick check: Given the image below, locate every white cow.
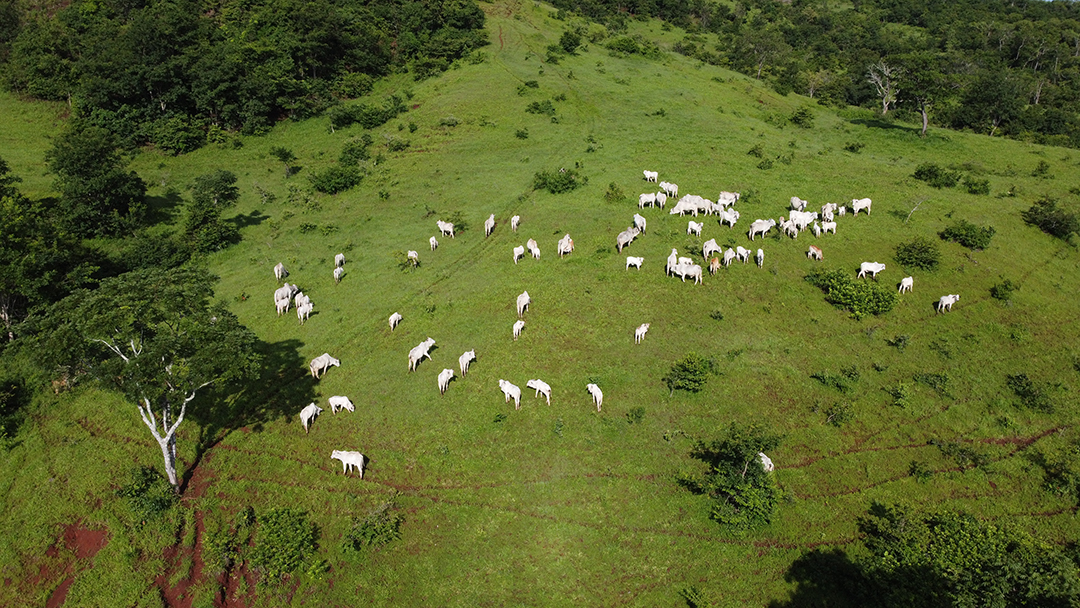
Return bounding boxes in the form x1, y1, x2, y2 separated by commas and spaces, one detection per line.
667, 248, 679, 276
899, 276, 914, 294
635, 323, 650, 344
616, 227, 640, 252
297, 302, 313, 324
702, 239, 722, 260
459, 350, 476, 376
936, 294, 960, 313
851, 198, 872, 215
723, 248, 736, 267
309, 353, 340, 379
821, 221, 837, 235
335, 253, 345, 268
807, 245, 823, 261
513, 245, 525, 264
586, 383, 603, 411
430, 236, 439, 251
389, 312, 402, 331
718, 208, 740, 228
499, 379, 522, 409
748, 219, 776, 241
329, 396, 354, 414
736, 246, 751, 263
790, 210, 817, 231
274, 283, 297, 304
633, 213, 647, 234
526, 379, 551, 405
780, 219, 799, 239
517, 291, 530, 317
669, 196, 700, 217
407, 250, 419, 265
812, 223, 821, 238
655, 192, 667, 208
643, 170, 658, 182
639, 192, 657, 208
759, 452, 775, 472
300, 403, 322, 433
437, 220, 455, 238
408, 338, 436, 372
511, 215, 520, 232
294, 292, 309, 308
717, 191, 740, 206
626, 256, 644, 270
790, 196, 808, 211
438, 368, 455, 394
838, 206, 847, 216
682, 263, 703, 284
664, 182, 678, 198
557, 234, 574, 257
756, 248, 764, 267
484, 213, 495, 237
274, 262, 288, 281
527, 238, 540, 259
513, 319, 525, 340
330, 450, 365, 478
275, 297, 290, 316
687, 221, 703, 236
858, 262, 886, 278
333, 267, 344, 283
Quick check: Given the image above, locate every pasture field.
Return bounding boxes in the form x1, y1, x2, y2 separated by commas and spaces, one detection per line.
2, 1, 1080, 606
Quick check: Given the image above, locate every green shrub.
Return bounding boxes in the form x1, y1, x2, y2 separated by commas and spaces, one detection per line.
309, 165, 362, 194
333, 72, 374, 99
884, 382, 910, 408
250, 508, 318, 580
909, 460, 933, 482
1022, 197, 1079, 240
929, 438, 988, 469
525, 100, 556, 116
843, 141, 865, 153
559, 29, 582, 54
963, 176, 990, 195
1007, 373, 1057, 413
811, 371, 851, 393
0, 378, 26, 443
602, 182, 625, 204
342, 500, 404, 554
439, 116, 459, 127
912, 162, 961, 188
1032, 160, 1052, 177
914, 372, 951, 397
626, 407, 645, 424
532, 168, 587, 194
115, 466, 177, 526
386, 138, 410, 152
939, 220, 995, 250
824, 402, 854, 427
339, 138, 371, 165
789, 106, 814, 128
895, 237, 941, 271
747, 144, 764, 158
328, 96, 407, 131
886, 334, 910, 352
805, 268, 899, 319
515, 128, 529, 139
663, 352, 715, 395
153, 116, 205, 155
990, 278, 1020, 302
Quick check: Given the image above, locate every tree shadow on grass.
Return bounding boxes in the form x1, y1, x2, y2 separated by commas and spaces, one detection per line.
848, 117, 921, 135
144, 190, 185, 225
181, 338, 315, 494
227, 209, 268, 231
766, 548, 864, 608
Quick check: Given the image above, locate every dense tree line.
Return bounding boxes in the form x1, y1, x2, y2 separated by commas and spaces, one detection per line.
0, 0, 487, 151
552, 0, 1080, 146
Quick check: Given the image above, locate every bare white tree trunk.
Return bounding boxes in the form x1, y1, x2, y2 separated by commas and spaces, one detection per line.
136, 394, 192, 488
868, 61, 901, 115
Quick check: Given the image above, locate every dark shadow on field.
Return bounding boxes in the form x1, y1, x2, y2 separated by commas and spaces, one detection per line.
180, 338, 315, 494
848, 118, 921, 134
144, 190, 185, 225
766, 548, 864, 608
227, 209, 268, 230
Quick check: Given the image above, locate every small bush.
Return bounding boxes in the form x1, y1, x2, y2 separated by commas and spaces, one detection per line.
116, 466, 177, 526
559, 29, 582, 54
963, 176, 990, 195
757, 158, 774, 170
438, 116, 459, 127
914, 372, 951, 397
940, 220, 995, 250
886, 334, 910, 352
789, 106, 814, 128
386, 137, 410, 152
929, 438, 988, 469
250, 508, 318, 580
1022, 197, 1079, 240
811, 371, 851, 394
342, 500, 404, 554
990, 278, 1020, 302
515, 128, 529, 139
308, 165, 362, 194
604, 35, 661, 57
1007, 373, 1057, 413
895, 237, 941, 271
602, 182, 626, 204
824, 402, 854, 427
909, 460, 934, 482
709, 310, 724, 321
328, 97, 406, 131
884, 382, 910, 408
844, 141, 865, 153
339, 138, 371, 165
913, 162, 961, 188
526, 100, 556, 116
805, 268, 899, 319
747, 144, 764, 158
663, 352, 715, 395
1032, 160, 1052, 177
532, 168, 587, 194
626, 407, 646, 424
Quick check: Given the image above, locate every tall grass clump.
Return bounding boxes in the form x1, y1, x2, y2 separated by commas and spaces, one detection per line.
250, 508, 318, 581
343, 499, 404, 556
663, 352, 714, 396
805, 268, 898, 319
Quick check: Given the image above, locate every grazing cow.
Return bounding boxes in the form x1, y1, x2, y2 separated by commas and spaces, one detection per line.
438, 368, 454, 394
821, 221, 837, 235
389, 312, 402, 331
717, 191, 740, 206
838, 206, 847, 216
756, 248, 764, 268
511, 215, 520, 232
723, 248, 736, 267
639, 192, 657, 208
557, 234, 574, 257
851, 198, 872, 216
667, 248, 679, 276
687, 221, 703, 236
936, 294, 960, 313
294, 292, 309, 308
812, 223, 821, 238
635, 323, 650, 344
297, 302, 313, 324
334, 267, 344, 283
300, 403, 322, 434
274, 262, 288, 281
586, 383, 603, 411
807, 245, 823, 261
437, 220, 455, 238
643, 170, 658, 182
329, 396, 354, 414
330, 450, 365, 478
513, 319, 525, 340
459, 350, 476, 376
616, 227, 640, 252
484, 214, 495, 237
513, 245, 525, 264
709, 257, 720, 275
335, 253, 345, 268
655, 192, 667, 208
736, 246, 751, 263
780, 219, 798, 239
276, 297, 290, 316
702, 239, 722, 260
407, 250, 419, 265
526, 379, 551, 405
499, 379, 522, 409
683, 263, 703, 284
821, 209, 834, 222
274, 284, 297, 304
633, 213, 647, 234
718, 208, 740, 228
527, 238, 540, 259
858, 262, 886, 278
790, 196, 808, 212
408, 338, 436, 372
309, 353, 340, 379
666, 183, 678, 198
669, 196, 700, 217
430, 236, 439, 251
758, 452, 775, 472
748, 219, 777, 241
626, 256, 644, 270
678, 256, 694, 267
517, 291, 530, 318
899, 276, 914, 294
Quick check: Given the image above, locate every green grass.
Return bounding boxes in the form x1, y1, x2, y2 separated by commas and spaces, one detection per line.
3, 1, 1080, 606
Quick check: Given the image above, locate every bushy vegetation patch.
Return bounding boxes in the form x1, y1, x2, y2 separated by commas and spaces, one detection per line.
811, 370, 852, 394
329, 96, 408, 132
990, 278, 1020, 303
914, 372, 951, 398
929, 438, 988, 469
1006, 373, 1058, 413
939, 220, 995, 250
116, 466, 178, 527
912, 162, 961, 188
894, 237, 941, 271
604, 35, 661, 58
525, 100, 556, 116
0, 377, 27, 442
339, 135, 373, 166
250, 508, 318, 581
532, 168, 586, 194
343, 499, 404, 555
1022, 197, 1079, 241
663, 352, 714, 396
602, 182, 626, 204
805, 268, 899, 319
309, 165, 362, 195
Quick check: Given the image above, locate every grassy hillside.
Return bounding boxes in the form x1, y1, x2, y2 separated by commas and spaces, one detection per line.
2, 1, 1080, 606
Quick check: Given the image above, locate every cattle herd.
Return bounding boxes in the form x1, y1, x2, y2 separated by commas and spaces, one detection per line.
266, 169, 962, 480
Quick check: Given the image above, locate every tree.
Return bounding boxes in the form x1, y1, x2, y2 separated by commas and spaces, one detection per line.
896, 52, 952, 137
185, 170, 240, 253
952, 70, 1024, 136
663, 352, 714, 396
30, 267, 261, 488
269, 147, 297, 178
867, 60, 902, 115
45, 125, 146, 237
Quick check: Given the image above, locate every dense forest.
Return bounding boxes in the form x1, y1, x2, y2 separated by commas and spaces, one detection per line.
550, 0, 1080, 147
